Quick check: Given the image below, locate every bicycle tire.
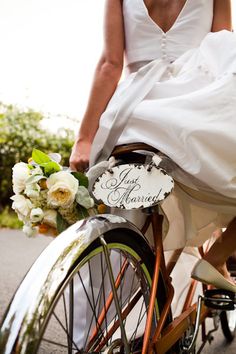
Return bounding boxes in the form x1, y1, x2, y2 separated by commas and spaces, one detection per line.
38, 228, 170, 353
220, 309, 236, 342
1, 225, 170, 354
42, 228, 170, 353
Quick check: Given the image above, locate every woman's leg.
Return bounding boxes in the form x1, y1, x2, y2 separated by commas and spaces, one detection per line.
203, 217, 236, 282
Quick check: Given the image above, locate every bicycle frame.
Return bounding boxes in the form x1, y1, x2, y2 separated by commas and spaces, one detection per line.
139, 211, 211, 353
109, 143, 214, 353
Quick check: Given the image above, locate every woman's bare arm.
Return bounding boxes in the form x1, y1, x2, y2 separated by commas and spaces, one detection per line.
212, 0, 232, 32
70, 0, 124, 171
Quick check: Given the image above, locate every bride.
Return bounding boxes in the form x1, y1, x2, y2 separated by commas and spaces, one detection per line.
69, 0, 236, 292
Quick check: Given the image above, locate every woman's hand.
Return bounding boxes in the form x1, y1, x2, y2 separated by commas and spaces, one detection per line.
69, 139, 92, 172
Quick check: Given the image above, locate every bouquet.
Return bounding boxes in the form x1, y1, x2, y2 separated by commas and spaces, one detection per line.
11, 149, 97, 237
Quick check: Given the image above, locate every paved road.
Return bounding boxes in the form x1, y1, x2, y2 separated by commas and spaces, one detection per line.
0, 228, 235, 353
0, 228, 51, 320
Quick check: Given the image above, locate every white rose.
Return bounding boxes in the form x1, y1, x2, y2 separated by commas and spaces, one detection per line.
47, 171, 78, 208
23, 224, 37, 237
31, 166, 43, 176
16, 211, 26, 222
76, 186, 95, 209
25, 183, 40, 198
12, 162, 30, 194
30, 208, 44, 223
11, 194, 33, 217
43, 209, 57, 228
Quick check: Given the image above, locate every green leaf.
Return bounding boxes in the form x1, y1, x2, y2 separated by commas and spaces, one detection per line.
40, 161, 61, 175
77, 205, 89, 220
71, 172, 89, 188
32, 149, 51, 164
56, 212, 70, 233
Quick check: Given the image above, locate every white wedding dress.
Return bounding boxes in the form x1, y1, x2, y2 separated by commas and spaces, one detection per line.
90, 0, 236, 249
72, 1, 236, 348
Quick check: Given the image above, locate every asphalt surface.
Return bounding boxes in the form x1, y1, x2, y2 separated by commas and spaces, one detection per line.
0, 228, 235, 353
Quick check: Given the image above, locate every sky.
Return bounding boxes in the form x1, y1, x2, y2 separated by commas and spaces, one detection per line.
0, 0, 235, 131
0, 0, 105, 130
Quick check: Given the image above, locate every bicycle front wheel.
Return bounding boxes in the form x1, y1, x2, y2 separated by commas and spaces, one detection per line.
33, 228, 168, 353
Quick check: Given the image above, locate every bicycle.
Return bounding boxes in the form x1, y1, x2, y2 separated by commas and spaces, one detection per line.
0, 143, 235, 354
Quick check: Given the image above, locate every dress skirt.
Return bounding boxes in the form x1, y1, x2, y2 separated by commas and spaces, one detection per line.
90, 30, 236, 250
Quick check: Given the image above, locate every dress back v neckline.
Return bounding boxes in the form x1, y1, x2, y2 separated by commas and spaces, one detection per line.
141, 0, 191, 34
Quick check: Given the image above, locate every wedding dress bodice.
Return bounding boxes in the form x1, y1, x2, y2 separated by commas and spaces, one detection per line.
123, 0, 214, 65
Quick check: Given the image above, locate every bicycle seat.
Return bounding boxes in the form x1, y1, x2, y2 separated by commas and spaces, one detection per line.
111, 143, 159, 164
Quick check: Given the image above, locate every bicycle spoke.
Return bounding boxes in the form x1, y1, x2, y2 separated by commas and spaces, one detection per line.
97, 283, 140, 341
84, 256, 109, 349
119, 251, 124, 312
88, 260, 98, 321
100, 236, 129, 354
130, 299, 146, 352
50, 311, 80, 351
95, 290, 142, 351
84, 259, 109, 348
123, 261, 137, 329
102, 282, 141, 341
77, 270, 106, 347
87, 253, 129, 350
82, 249, 150, 353
62, 292, 72, 352
101, 251, 109, 344
111, 253, 127, 337
68, 279, 74, 353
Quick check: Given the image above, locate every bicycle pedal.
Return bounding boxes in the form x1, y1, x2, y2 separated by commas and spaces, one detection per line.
203, 289, 236, 310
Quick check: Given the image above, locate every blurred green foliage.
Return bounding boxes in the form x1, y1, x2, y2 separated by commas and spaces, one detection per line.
0, 207, 23, 229
0, 102, 75, 209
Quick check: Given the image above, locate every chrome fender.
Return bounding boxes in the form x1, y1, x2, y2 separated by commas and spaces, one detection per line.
0, 214, 144, 354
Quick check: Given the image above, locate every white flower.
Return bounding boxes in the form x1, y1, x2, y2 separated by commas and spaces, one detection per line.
23, 224, 37, 237
47, 171, 78, 208
12, 162, 30, 194
16, 211, 26, 222
30, 208, 44, 223
31, 166, 43, 176
48, 153, 61, 163
76, 186, 94, 209
43, 209, 57, 228
11, 194, 33, 217
25, 183, 40, 198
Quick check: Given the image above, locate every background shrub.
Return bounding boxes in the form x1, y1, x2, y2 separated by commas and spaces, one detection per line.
0, 102, 75, 209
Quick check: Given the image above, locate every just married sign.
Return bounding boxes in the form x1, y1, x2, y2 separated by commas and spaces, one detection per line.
92, 163, 174, 210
